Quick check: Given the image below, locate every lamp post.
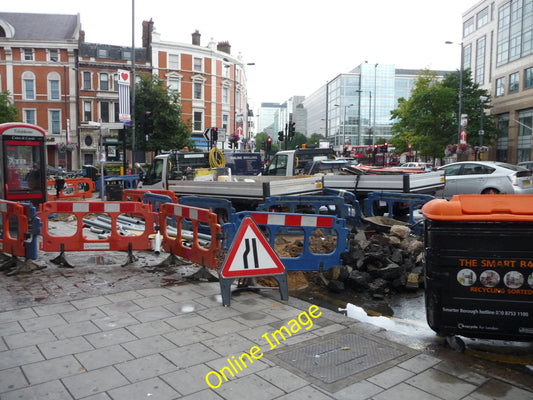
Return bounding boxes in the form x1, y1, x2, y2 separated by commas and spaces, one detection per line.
334, 103, 354, 148
446, 41, 464, 143
373, 63, 378, 146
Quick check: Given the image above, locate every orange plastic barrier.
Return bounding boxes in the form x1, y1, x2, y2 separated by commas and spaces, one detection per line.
39, 201, 156, 252
159, 202, 221, 269
122, 189, 178, 204
0, 200, 29, 257
47, 178, 96, 200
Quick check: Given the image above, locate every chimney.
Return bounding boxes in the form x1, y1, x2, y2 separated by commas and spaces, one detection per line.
142, 19, 154, 48
217, 41, 231, 54
192, 30, 201, 46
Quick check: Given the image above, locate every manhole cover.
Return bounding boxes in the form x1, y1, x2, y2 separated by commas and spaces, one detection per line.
268, 330, 416, 391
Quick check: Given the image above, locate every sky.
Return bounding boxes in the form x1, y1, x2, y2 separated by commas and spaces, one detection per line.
3, 0, 481, 111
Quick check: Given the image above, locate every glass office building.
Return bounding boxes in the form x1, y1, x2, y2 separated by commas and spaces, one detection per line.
323, 64, 440, 148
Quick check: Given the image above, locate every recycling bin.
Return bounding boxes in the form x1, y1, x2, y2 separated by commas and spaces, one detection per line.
422, 194, 533, 342
105, 177, 124, 201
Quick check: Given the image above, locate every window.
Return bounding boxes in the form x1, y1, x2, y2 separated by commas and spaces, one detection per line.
496, 77, 505, 97
83, 71, 91, 89
509, 72, 519, 93
222, 86, 229, 104
168, 78, 180, 93
84, 101, 92, 121
463, 44, 472, 70
475, 36, 486, 85
525, 67, 533, 89
24, 78, 35, 100
49, 49, 59, 62
100, 73, 109, 90
222, 114, 229, 131
477, 7, 489, 28
97, 48, 108, 58
169, 54, 179, 69
518, 109, 532, 136
114, 102, 119, 122
193, 111, 202, 131
463, 17, 475, 37
23, 48, 33, 61
50, 110, 61, 134
50, 79, 60, 100
113, 74, 119, 91
193, 57, 202, 72
193, 82, 202, 99
100, 102, 109, 122
122, 50, 132, 60
24, 109, 36, 125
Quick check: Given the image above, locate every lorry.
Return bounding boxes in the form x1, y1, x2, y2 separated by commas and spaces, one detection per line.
137, 146, 445, 211
137, 150, 324, 211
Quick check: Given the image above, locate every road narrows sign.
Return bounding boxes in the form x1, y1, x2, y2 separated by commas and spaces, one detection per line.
220, 217, 285, 278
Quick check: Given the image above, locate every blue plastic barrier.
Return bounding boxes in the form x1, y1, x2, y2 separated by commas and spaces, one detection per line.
226, 211, 350, 271
257, 190, 362, 228
178, 196, 236, 247
363, 192, 435, 234
96, 174, 140, 194
143, 192, 174, 213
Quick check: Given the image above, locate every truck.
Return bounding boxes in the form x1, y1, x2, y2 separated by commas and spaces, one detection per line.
264, 148, 445, 198
138, 147, 444, 211
137, 151, 324, 211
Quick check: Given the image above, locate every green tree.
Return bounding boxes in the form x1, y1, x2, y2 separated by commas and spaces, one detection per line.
130, 73, 191, 154
390, 69, 495, 160
307, 133, 326, 147
0, 91, 20, 123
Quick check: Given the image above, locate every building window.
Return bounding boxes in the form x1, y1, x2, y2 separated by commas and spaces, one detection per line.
24, 78, 35, 100
193, 57, 202, 72
114, 102, 119, 122
496, 77, 505, 97
24, 109, 36, 125
169, 54, 179, 69
168, 78, 180, 93
49, 49, 59, 62
193, 111, 203, 131
23, 48, 33, 61
509, 72, 519, 92
222, 114, 229, 131
463, 17, 474, 37
50, 110, 61, 134
477, 7, 489, 28
113, 74, 119, 91
518, 110, 532, 136
463, 44, 472, 70
193, 82, 202, 99
475, 36, 486, 85
97, 48, 108, 58
49, 79, 60, 100
100, 102, 109, 122
83, 71, 91, 89
525, 67, 533, 89
122, 50, 132, 60
84, 101, 92, 121
222, 86, 229, 104
100, 73, 109, 91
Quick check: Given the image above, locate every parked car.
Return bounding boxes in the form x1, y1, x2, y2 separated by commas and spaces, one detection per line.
518, 161, 533, 171
436, 161, 533, 199
398, 162, 433, 172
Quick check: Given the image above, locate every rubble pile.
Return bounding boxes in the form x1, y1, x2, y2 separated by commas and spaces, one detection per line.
330, 224, 425, 298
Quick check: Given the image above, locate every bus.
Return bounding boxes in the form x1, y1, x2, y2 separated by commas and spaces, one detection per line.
0, 123, 47, 205
349, 145, 399, 166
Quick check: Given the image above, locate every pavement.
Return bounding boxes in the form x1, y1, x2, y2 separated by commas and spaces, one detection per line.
0, 254, 533, 400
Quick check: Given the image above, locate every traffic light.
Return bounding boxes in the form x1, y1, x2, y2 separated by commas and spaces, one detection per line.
278, 131, 284, 141
289, 122, 296, 138
143, 111, 154, 136
211, 127, 218, 142
267, 136, 272, 151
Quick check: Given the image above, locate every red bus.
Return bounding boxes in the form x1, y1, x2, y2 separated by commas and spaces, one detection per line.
0, 123, 47, 205
349, 145, 399, 166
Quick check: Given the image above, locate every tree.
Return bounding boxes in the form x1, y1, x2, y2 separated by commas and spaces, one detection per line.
307, 133, 326, 147
0, 91, 20, 123
130, 73, 191, 154
390, 69, 495, 160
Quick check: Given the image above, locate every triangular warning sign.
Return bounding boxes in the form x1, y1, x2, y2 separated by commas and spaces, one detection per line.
220, 217, 285, 278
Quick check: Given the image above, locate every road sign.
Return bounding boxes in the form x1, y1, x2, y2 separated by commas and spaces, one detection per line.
220, 217, 285, 278
203, 128, 211, 142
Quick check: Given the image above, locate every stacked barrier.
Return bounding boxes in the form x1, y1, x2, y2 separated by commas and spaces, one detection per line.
227, 211, 349, 271
363, 192, 435, 234
159, 202, 221, 270
39, 201, 156, 253
0, 200, 30, 258
47, 178, 96, 200
122, 189, 178, 204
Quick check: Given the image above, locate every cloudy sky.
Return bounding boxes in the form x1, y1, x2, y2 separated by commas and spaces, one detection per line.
3, 0, 481, 110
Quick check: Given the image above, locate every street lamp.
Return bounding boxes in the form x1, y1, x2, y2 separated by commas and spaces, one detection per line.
446, 41, 464, 143
334, 103, 354, 147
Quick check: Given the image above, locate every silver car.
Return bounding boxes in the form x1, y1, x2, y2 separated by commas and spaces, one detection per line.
436, 161, 533, 199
